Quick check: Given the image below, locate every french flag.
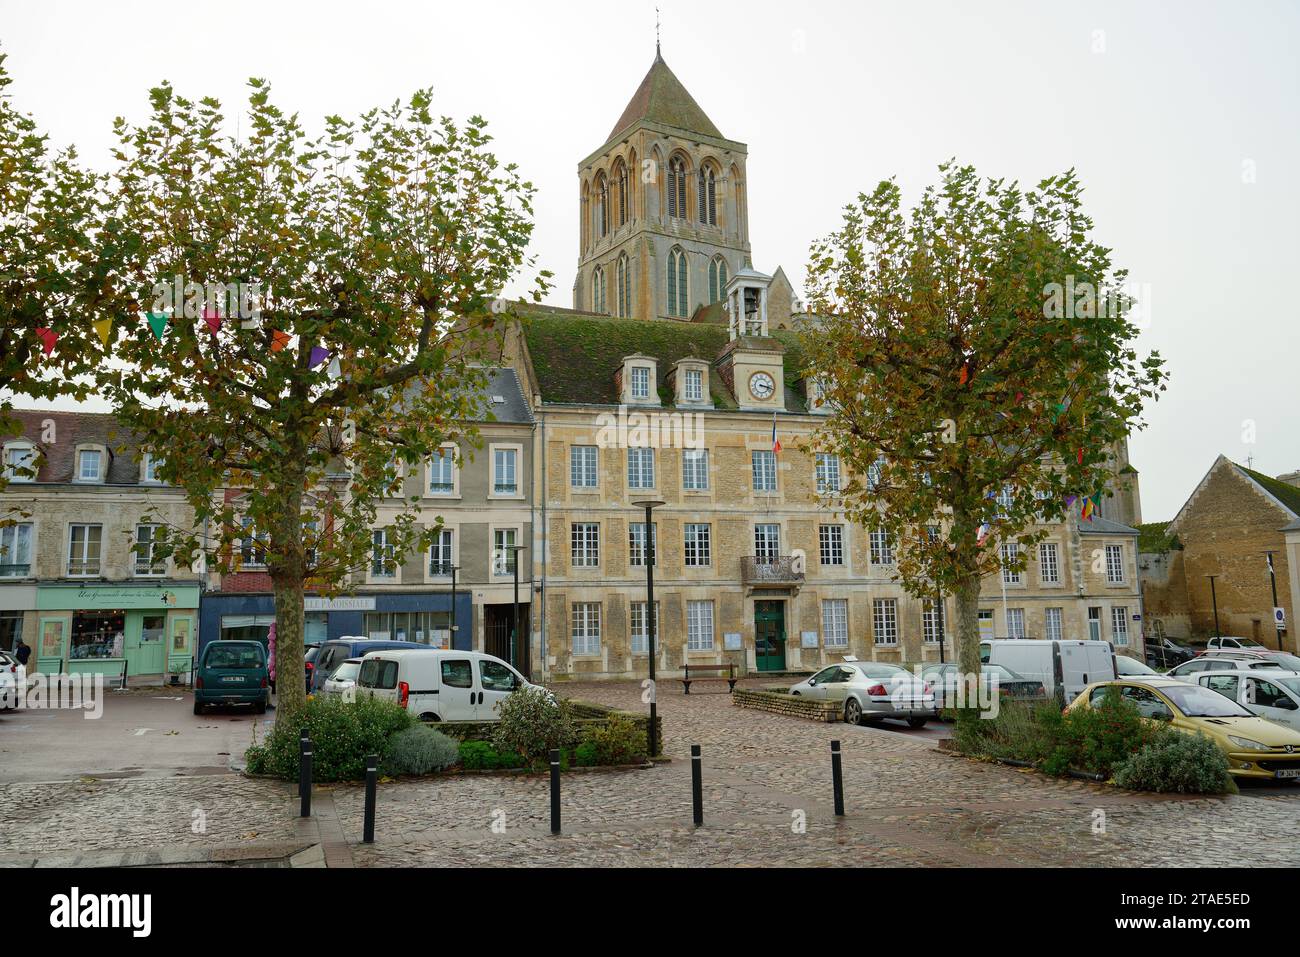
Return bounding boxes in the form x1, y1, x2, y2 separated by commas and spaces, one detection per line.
771, 416, 782, 455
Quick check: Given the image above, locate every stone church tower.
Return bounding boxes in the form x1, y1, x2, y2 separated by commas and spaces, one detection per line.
573, 50, 752, 321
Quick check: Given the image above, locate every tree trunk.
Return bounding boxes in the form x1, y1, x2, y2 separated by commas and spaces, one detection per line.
951, 504, 986, 743
268, 473, 307, 722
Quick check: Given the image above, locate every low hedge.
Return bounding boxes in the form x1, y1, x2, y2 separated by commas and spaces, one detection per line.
245, 695, 414, 782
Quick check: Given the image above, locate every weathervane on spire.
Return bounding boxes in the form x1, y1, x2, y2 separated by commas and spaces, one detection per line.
656, 6, 661, 57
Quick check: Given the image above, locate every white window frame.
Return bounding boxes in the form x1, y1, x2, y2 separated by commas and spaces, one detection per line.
1001, 543, 1022, 585
134, 523, 167, 577
1006, 607, 1026, 639
682, 448, 710, 491
75, 446, 105, 484
872, 599, 898, 646
370, 528, 398, 580
67, 523, 103, 577
1038, 542, 1061, 586
627, 447, 655, 490
1044, 607, 1064, 642
822, 599, 848, 648
141, 453, 165, 484
684, 523, 712, 567
819, 524, 844, 566
1111, 606, 1130, 646
684, 368, 703, 403
570, 445, 599, 489
628, 522, 657, 568
687, 600, 715, 652
571, 522, 600, 568
427, 445, 458, 497
630, 365, 651, 400
572, 602, 601, 657
751, 450, 777, 492
489, 444, 522, 499
923, 599, 944, 644
428, 528, 455, 577
754, 523, 781, 562
869, 528, 893, 566
0, 522, 34, 577
238, 517, 268, 570
815, 453, 841, 494
630, 600, 659, 655
492, 527, 521, 577
1, 442, 36, 484
1105, 544, 1126, 585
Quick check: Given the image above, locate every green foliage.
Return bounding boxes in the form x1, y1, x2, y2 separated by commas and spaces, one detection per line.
383, 725, 459, 776
491, 686, 580, 767
457, 739, 524, 770
1114, 732, 1237, 795
244, 694, 413, 781
581, 714, 648, 766
573, 741, 598, 767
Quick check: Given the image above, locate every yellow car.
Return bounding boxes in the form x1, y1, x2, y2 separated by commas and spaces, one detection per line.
1067, 678, 1300, 781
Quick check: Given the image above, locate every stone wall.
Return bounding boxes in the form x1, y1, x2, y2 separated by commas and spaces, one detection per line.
732, 689, 840, 722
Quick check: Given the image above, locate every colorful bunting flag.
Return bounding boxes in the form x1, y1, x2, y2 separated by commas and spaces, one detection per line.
1077, 447, 1085, 465
326, 355, 342, 380
93, 318, 112, 347
976, 523, 992, 547
270, 330, 291, 353
309, 346, 331, 370
1065, 495, 1078, 508
146, 312, 169, 341
35, 327, 57, 356
203, 309, 222, 335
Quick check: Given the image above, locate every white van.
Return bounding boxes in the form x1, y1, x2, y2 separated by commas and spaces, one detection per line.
981, 640, 1118, 705
355, 648, 537, 722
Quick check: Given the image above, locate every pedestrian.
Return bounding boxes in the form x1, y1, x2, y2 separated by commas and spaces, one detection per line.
14, 636, 31, 668
266, 622, 277, 710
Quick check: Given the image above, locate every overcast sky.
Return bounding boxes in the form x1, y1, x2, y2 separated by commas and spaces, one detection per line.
2, 0, 1297, 520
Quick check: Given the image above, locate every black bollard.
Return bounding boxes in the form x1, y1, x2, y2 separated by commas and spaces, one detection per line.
549, 749, 562, 834
363, 753, 378, 844
831, 740, 845, 817
691, 744, 703, 827
120, 660, 127, 691
298, 731, 309, 800
300, 741, 313, 818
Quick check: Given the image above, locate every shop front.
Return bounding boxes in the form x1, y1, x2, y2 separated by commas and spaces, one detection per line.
34, 583, 201, 679
198, 590, 474, 659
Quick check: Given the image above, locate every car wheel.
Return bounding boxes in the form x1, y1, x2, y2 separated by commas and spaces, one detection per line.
193, 700, 203, 715
844, 698, 863, 726
907, 717, 928, 729
419, 713, 441, 723
254, 700, 266, 715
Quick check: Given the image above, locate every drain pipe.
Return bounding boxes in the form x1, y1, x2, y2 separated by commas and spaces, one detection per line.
538, 409, 548, 681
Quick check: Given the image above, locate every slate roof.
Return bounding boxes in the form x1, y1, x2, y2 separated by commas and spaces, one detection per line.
479, 368, 533, 425
0, 409, 147, 485
517, 306, 812, 413
1077, 515, 1140, 536
1238, 463, 1300, 519
608, 54, 724, 142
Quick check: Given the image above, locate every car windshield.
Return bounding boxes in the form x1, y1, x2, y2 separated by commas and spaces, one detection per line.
332, 661, 361, 682
205, 645, 264, 670
1161, 684, 1253, 718
1116, 656, 1158, 675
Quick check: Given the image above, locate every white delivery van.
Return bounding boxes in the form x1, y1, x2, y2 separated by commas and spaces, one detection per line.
981, 640, 1117, 705
355, 648, 537, 722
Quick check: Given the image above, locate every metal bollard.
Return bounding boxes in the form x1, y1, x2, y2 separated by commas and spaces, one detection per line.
298, 731, 309, 799
363, 753, 378, 843
120, 660, 128, 691
691, 744, 703, 827
549, 749, 561, 834
831, 740, 845, 817
299, 739, 313, 818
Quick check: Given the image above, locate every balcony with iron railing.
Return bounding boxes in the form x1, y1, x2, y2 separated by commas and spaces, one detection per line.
0, 564, 31, 578
741, 556, 805, 588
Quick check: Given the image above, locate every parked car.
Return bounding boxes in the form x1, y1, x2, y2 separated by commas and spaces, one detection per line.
310, 638, 434, 692
356, 649, 537, 722
1166, 655, 1286, 680
790, 660, 936, 728
1067, 678, 1300, 781
1200, 649, 1300, 671
304, 645, 321, 695
193, 641, 269, 715
1205, 636, 1273, 653
920, 662, 1046, 710
322, 658, 363, 698
1114, 655, 1172, 684
0, 650, 23, 710
981, 639, 1117, 705
1195, 671, 1300, 733
1145, 637, 1195, 669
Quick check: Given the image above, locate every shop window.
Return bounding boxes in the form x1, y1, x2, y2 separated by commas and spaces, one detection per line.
0, 611, 22, 653
362, 611, 452, 647
220, 615, 275, 644
70, 610, 125, 660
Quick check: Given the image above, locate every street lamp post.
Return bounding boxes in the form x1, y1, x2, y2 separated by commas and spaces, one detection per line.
632, 499, 665, 759
936, 589, 946, 664
1207, 575, 1221, 639
1266, 552, 1283, 651
448, 565, 460, 650
506, 545, 527, 671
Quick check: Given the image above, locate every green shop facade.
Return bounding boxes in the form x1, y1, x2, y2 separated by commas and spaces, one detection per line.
33, 583, 200, 679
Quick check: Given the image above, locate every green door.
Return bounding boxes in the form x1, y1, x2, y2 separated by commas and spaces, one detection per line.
126, 612, 167, 676
755, 601, 786, 672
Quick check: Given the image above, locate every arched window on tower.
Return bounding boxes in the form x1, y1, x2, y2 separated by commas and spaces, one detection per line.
668, 157, 688, 221
698, 166, 717, 226
667, 247, 688, 317
616, 253, 632, 318
592, 265, 607, 315
594, 173, 609, 239
708, 256, 729, 304
615, 161, 629, 228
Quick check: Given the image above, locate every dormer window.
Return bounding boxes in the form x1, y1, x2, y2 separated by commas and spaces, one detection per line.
684, 369, 703, 402
2, 443, 36, 483
620, 355, 659, 406
75, 446, 106, 483
671, 358, 711, 408
807, 376, 832, 414
142, 453, 165, 484
631, 366, 650, 400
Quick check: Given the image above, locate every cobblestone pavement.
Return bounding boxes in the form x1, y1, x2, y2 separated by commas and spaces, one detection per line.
2, 678, 1296, 867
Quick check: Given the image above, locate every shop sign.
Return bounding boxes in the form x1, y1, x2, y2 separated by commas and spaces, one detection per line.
37, 584, 201, 611
304, 596, 377, 612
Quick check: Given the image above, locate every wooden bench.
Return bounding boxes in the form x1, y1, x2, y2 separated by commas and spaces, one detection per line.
681, 663, 738, 695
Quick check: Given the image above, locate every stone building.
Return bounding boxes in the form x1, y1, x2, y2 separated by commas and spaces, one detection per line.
1138, 455, 1298, 651
499, 50, 1147, 680
0, 411, 201, 679
199, 368, 538, 674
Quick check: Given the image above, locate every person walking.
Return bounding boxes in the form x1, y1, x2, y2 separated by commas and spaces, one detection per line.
14, 637, 31, 668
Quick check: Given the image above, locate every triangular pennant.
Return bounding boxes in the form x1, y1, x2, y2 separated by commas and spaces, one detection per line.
93, 318, 112, 347
270, 330, 291, 353
35, 327, 57, 356
203, 309, 222, 335
1077, 447, 1085, 465
1065, 495, 1078, 508
146, 312, 169, 341
326, 355, 342, 380
309, 346, 331, 370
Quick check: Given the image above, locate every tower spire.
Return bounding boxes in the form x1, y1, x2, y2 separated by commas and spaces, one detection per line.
655, 6, 661, 58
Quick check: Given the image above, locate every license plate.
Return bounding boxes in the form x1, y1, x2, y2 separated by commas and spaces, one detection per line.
221, 676, 244, 683
1275, 769, 1300, 780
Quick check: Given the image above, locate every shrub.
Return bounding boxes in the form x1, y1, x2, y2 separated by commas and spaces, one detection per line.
491, 686, 579, 767
583, 714, 648, 766
1114, 732, 1237, 795
955, 700, 1061, 765
384, 725, 460, 776
1049, 689, 1167, 778
573, 741, 598, 767
244, 695, 413, 782
458, 740, 525, 770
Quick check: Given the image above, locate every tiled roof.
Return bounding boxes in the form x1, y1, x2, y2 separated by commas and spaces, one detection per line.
517, 306, 811, 412
1, 409, 146, 484
1238, 463, 1300, 520
1077, 515, 1139, 536
608, 54, 724, 142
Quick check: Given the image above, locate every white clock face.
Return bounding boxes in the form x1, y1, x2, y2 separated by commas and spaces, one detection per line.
749, 372, 776, 400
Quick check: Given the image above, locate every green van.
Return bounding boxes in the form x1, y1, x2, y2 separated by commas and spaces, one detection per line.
194, 641, 269, 715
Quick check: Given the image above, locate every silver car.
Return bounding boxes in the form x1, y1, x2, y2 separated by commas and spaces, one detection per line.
790, 659, 937, 728
322, 658, 363, 698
